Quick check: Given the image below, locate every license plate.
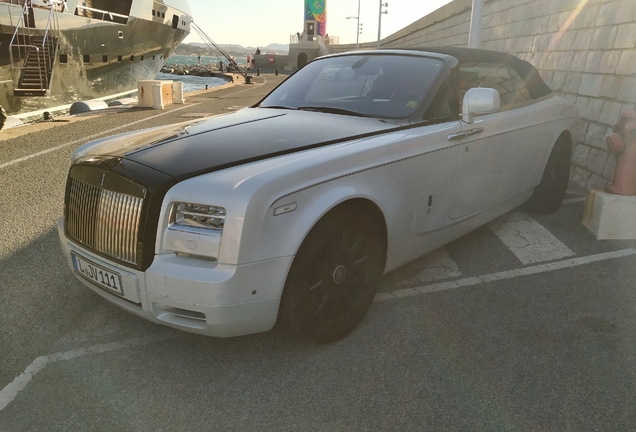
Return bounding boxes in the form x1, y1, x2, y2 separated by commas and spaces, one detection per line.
71, 252, 123, 295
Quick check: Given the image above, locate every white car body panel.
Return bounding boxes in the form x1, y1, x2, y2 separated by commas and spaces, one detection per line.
58, 48, 579, 338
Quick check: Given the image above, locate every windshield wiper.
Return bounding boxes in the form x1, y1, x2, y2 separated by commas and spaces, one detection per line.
260, 105, 299, 110
296, 106, 370, 117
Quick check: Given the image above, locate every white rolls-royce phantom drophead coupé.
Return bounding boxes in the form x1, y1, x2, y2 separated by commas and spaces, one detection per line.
58, 48, 578, 343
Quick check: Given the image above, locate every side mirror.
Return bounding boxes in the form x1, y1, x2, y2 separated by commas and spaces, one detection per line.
462, 87, 500, 124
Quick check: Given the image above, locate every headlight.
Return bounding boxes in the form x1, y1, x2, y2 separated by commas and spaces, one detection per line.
169, 203, 226, 234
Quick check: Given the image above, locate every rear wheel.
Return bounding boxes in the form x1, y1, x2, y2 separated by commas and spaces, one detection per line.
280, 208, 383, 343
525, 137, 571, 214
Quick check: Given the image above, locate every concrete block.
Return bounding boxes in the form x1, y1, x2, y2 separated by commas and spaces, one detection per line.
600, 76, 621, 99
564, 73, 583, 93
617, 77, 636, 103
574, 96, 589, 117
616, 0, 636, 24
557, 51, 575, 72
586, 148, 609, 175
558, 0, 580, 12
590, 26, 618, 50
551, 71, 568, 90
572, 29, 594, 50
595, 1, 619, 26
614, 23, 636, 49
69, 99, 109, 115
531, 34, 551, 51
546, 14, 561, 33
599, 101, 624, 125
588, 174, 609, 191
579, 74, 604, 97
616, 50, 636, 76
585, 123, 609, 148
585, 51, 620, 74
572, 144, 591, 166
578, 119, 590, 143
546, 52, 563, 70
584, 98, 604, 122
571, 166, 592, 188
571, 51, 588, 72
551, 30, 578, 51
564, 94, 577, 105
570, 4, 600, 29
138, 80, 173, 108
582, 189, 636, 240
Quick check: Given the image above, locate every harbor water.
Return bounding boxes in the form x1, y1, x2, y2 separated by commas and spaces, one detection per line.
157, 55, 248, 92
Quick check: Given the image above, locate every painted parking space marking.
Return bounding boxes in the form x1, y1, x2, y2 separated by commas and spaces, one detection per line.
488, 211, 576, 265
0, 333, 176, 412
3, 248, 636, 412
562, 197, 586, 204
0, 75, 269, 171
382, 247, 462, 289
0, 104, 199, 171
375, 247, 636, 302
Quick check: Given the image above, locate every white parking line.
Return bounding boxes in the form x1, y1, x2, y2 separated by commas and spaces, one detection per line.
0, 104, 198, 171
562, 197, 586, 204
4, 247, 636, 411
488, 211, 576, 264
375, 247, 636, 302
384, 247, 461, 288
0, 333, 175, 412
0, 76, 269, 172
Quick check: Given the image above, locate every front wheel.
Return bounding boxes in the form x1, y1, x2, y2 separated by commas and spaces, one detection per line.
280, 208, 383, 343
525, 137, 571, 214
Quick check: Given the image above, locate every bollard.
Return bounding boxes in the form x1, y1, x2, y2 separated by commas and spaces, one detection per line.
275, 69, 279, 76
152, 84, 164, 109
173, 81, 185, 104
206, 85, 208, 89
606, 109, 636, 195
256, 68, 260, 76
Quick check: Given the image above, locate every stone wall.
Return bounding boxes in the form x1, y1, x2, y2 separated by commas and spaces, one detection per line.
332, 0, 636, 192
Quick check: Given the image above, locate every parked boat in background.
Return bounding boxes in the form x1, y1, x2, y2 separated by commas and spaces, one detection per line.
0, 0, 192, 113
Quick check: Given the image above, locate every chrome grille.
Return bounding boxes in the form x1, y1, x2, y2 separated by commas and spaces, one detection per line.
66, 178, 143, 264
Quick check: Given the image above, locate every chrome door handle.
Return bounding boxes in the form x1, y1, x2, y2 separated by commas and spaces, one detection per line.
447, 131, 466, 140
464, 127, 484, 137
447, 127, 484, 141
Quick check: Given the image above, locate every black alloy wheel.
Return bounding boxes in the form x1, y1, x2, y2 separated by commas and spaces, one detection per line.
525, 136, 571, 214
280, 207, 383, 343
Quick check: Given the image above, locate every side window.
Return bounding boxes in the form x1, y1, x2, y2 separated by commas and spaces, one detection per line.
459, 62, 532, 109
424, 71, 459, 122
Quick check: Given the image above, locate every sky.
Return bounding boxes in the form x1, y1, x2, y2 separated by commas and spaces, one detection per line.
182, 0, 454, 48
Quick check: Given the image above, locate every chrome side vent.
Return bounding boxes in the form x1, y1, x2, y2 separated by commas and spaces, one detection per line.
66, 178, 143, 264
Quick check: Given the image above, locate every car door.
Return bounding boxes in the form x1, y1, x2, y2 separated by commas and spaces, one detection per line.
449, 62, 539, 219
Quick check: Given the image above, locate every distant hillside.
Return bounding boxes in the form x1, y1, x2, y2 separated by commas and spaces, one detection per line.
182, 42, 289, 55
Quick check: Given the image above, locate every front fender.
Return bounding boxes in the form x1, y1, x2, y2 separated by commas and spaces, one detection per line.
235, 182, 382, 265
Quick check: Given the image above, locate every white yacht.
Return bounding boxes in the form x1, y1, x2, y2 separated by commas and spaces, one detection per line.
0, 0, 192, 113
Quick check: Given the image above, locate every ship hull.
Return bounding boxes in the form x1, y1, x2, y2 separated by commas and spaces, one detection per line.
0, 0, 192, 113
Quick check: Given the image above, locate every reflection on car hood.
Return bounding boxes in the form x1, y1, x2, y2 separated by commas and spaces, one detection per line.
76, 108, 398, 180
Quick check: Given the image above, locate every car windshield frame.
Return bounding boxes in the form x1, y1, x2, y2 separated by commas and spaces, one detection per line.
258, 53, 446, 120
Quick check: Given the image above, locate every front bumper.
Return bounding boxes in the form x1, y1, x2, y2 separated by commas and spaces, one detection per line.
57, 217, 293, 337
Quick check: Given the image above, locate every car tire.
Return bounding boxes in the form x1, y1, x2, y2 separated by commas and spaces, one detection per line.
280, 207, 383, 343
525, 136, 571, 214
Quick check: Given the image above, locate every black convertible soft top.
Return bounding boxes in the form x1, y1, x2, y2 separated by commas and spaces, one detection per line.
410, 47, 553, 100
387, 47, 552, 99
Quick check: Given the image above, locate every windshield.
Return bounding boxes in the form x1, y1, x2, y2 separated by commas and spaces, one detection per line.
259, 54, 445, 119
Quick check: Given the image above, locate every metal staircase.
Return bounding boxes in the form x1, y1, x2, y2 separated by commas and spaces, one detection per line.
9, 1, 60, 97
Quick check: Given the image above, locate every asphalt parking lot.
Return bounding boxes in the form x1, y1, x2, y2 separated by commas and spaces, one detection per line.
1, 75, 635, 431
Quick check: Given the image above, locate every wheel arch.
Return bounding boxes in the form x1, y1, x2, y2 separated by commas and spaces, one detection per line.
291, 197, 389, 270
